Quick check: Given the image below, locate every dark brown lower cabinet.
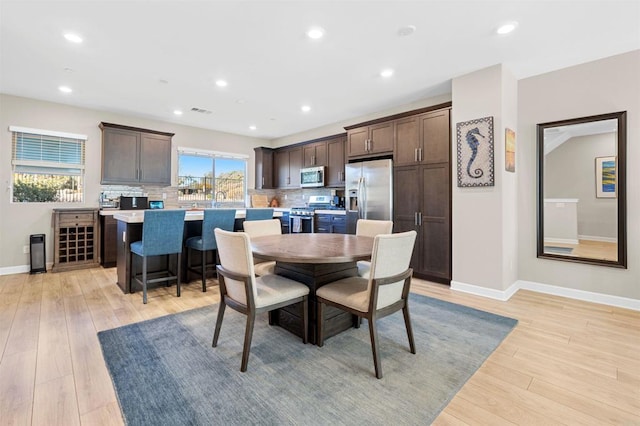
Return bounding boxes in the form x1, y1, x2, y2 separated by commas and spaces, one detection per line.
314, 214, 346, 234
100, 214, 118, 267
394, 164, 450, 283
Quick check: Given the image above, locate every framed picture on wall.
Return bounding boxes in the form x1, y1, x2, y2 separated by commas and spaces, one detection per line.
595, 156, 616, 198
456, 116, 494, 187
505, 128, 515, 173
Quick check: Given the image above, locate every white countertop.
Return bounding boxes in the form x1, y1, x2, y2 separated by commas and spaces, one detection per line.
112, 209, 284, 223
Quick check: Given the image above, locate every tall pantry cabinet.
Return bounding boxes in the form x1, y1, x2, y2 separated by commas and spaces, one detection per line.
393, 107, 451, 283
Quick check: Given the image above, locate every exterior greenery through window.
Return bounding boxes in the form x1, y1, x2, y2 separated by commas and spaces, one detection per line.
11, 126, 86, 203
178, 150, 247, 207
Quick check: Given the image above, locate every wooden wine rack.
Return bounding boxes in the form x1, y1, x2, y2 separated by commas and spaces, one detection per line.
52, 208, 100, 272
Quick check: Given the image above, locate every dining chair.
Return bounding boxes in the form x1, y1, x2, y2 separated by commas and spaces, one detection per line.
355, 219, 394, 278
316, 230, 417, 379
130, 210, 186, 304
212, 228, 309, 372
185, 209, 236, 292
245, 208, 274, 221
241, 219, 281, 276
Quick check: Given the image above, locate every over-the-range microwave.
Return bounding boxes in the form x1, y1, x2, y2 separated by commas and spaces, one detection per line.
300, 166, 325, 188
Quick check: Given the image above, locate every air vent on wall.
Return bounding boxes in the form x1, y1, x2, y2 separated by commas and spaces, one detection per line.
190, 107, 213, 114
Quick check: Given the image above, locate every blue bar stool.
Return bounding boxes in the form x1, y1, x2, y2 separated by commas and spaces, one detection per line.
130, 210, 186, 304
185, 209, 236, 292
244, 208, 274, 221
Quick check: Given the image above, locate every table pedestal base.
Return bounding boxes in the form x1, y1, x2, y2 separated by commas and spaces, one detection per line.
269, 261, 358, 344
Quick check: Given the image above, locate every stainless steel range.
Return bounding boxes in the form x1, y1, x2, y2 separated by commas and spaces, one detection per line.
289, 195, 334, 233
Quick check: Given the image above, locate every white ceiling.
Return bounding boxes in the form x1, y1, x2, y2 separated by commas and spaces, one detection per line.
1, 1, 639, 140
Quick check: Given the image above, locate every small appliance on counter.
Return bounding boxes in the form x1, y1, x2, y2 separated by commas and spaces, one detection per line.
148, 200, 164, 209
119, 196, 148, 210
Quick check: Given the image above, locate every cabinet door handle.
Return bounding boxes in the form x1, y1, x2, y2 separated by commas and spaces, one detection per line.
419, 212, 423, 226
419, 148, 423, 162
414, 148, 418, 162
364, 139, 368, 152
367, 139, 372, 152
414, 212, 418, 226
262, 176, 265, 186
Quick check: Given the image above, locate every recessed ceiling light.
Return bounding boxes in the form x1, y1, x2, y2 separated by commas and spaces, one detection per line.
496, 21, 518, 35
306, 27, 325, 40
380, 69, 394, 78
173, 110, 183, 116
397, 25, 416, 37
64, 33, 83, 43
301, 105, 311, 112
215, 80, 228, 87
58, 86, 72, 93
249, 125, 257, 130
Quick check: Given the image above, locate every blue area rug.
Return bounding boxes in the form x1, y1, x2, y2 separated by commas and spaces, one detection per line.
98, 293, 517, 425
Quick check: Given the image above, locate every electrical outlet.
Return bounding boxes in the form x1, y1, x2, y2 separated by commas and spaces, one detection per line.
23, 245, 29, 254
284, 194, 287, 200
162, 192, 167, 200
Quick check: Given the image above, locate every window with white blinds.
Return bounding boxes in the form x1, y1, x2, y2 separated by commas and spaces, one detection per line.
10, 126, 87, 203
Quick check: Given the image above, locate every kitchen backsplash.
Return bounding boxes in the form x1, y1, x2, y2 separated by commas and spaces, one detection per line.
100, 185, 343, 209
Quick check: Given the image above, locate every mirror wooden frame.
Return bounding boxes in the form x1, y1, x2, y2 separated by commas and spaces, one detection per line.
537, 111, 627, 268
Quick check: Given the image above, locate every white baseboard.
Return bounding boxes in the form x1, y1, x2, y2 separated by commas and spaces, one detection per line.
0, 263, 54, 276
544, 238, 579, 245
450, 280, 519, 301
451, 279, 639, 311
578, 234, 617, 243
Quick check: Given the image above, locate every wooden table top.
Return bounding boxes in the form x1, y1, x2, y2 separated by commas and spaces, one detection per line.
250, 233, 374, 264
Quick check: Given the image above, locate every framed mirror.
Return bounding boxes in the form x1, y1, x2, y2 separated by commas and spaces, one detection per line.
537, 111, 626, 268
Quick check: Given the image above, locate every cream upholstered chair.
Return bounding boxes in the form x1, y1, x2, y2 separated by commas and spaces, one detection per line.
242, 219, 281, 276
355, 219, 394, 279
212, 228, 309, 372
316, 230, 417, 379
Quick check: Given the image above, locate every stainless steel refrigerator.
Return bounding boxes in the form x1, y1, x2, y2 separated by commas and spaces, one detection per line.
345, 159, 393, 233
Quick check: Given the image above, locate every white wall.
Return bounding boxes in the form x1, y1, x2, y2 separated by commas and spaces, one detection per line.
518, 50, 639, 300
451, 64, 518, 292
0, 94, 269, 271
271, 94, 452, 147
545, 133, 617, 239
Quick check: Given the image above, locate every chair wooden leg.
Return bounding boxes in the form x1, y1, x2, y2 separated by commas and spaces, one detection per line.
301, 297, 308, 344
142, 256, 148, 304
403, 305, 416, 354
201, 249, 207, 292
368, 315, 382, 379
212, 301, 226, 347
317, 300, 325, 347
240, 313, 256, 372
176, 253, 181, 297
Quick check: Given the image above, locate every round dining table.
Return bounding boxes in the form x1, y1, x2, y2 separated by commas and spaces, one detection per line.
250, 233, 375, 344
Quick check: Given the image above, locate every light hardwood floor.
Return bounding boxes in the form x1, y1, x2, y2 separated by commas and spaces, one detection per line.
0, 268, 638, 425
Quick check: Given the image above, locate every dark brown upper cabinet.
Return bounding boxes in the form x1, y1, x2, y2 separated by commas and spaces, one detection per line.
346, 121, 394, 159
326, 135, 346, 187
395, 109, 450, 167
100, 122, 173, 186
275, 146, 303, 188
303, 142, 327, 167
254, 147, 274, 189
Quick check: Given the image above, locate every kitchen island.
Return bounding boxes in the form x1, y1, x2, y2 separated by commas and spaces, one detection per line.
113, 209, 285, 294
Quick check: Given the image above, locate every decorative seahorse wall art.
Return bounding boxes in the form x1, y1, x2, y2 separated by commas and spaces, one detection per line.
456, 116, 495, 187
